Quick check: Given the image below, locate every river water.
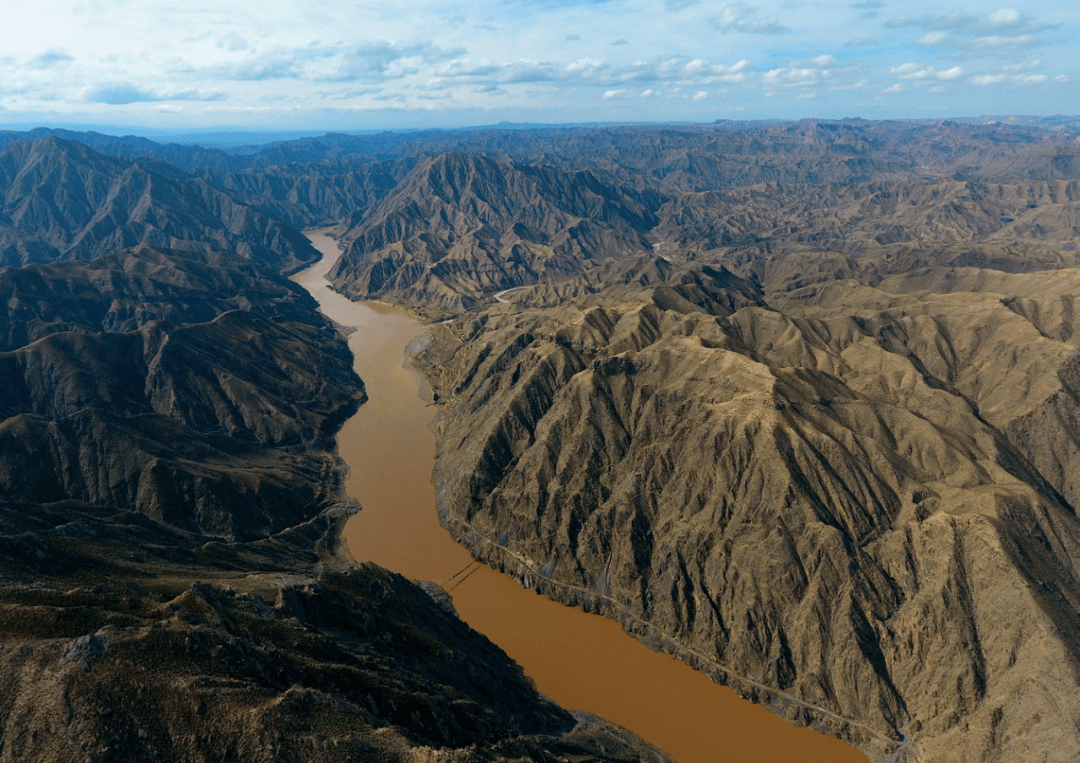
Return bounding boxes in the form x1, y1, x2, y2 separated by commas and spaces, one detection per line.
292, 231, 869, 763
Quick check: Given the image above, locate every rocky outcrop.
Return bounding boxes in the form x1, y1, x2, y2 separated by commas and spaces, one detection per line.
416, 254, 1080, 762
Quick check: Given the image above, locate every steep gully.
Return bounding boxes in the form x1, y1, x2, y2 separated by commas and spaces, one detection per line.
292, 231, 868, 763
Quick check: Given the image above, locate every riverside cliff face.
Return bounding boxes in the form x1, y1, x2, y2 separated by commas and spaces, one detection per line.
414, 251, 1080, 762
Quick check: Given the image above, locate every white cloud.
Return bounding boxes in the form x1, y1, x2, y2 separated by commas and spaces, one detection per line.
916, 32, 948, 46
987, 9, 1022, 27
884, 8, 1057, 42
0, 0, 1074, 127
889, 63, 965, 81
432, 55, 753, 90
711, 3, 791, 35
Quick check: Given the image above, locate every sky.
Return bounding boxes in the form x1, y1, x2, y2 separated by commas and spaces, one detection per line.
0, 0, 1076, 132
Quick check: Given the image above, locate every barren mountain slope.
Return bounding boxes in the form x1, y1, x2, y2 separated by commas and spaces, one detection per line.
0, 498, 672, 763
652, 179, 1080, 256
0, 243, 668, 763
0, 137, 317, 271
0, 245, 322, 351
328, 152, 656, 312
0, 250, 363, 539
413, 254, 1080, 763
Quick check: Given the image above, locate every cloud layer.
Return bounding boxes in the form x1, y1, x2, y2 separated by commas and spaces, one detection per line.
0, 1, 1074, 128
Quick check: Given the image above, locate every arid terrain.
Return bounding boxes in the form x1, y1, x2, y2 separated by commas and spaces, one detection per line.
1, 117, 1079, 761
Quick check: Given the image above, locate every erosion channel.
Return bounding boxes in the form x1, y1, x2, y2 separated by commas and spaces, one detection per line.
293, 230, 867, 763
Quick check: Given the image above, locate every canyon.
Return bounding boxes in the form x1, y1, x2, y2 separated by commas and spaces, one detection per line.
0, 117, 1078, 761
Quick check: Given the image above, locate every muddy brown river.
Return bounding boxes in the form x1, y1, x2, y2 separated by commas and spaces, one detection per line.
293, 231, 869, 763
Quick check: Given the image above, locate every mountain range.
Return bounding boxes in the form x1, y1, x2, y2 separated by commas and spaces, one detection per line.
2, 117, 1080, 762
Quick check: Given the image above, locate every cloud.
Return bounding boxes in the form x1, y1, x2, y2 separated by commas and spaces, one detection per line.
844, 37, 879, 47
888, 63, 964, 81
331, 41, 465, 80
970, 73, 1006, 85
611, 39, 628, 46
849, 0, 884, 18
218, 33, 249, 52
712, 3, 791, 35
761, 55, 864, 94
602, 89, 632, 98
884, 9, 1055, 36
81, 84, 220, 105
883, 8, 1059, 60
190, 41, 465, 83
665, 0, 700, 9
712, 3, 751, 29
565, 33, 581, 41
433, 55, 752, 89
916, 32, 948, 46
28, 51, 74, 70
692, 90, 708, 100
969, 70, 1051, 86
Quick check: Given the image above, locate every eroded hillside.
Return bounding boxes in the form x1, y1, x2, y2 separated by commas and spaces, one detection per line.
5, 118, 1080, 763
414, 251, 1080, 762
0, 242, 669, 762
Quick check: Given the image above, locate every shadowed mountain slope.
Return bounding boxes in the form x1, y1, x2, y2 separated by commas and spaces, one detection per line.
0, 500, 671, 763
0, 245, 322, 352
0, 249, 362, 540
0, 137, 317, 271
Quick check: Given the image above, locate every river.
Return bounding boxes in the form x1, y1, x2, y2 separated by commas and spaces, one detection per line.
292, 231, 869, 763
